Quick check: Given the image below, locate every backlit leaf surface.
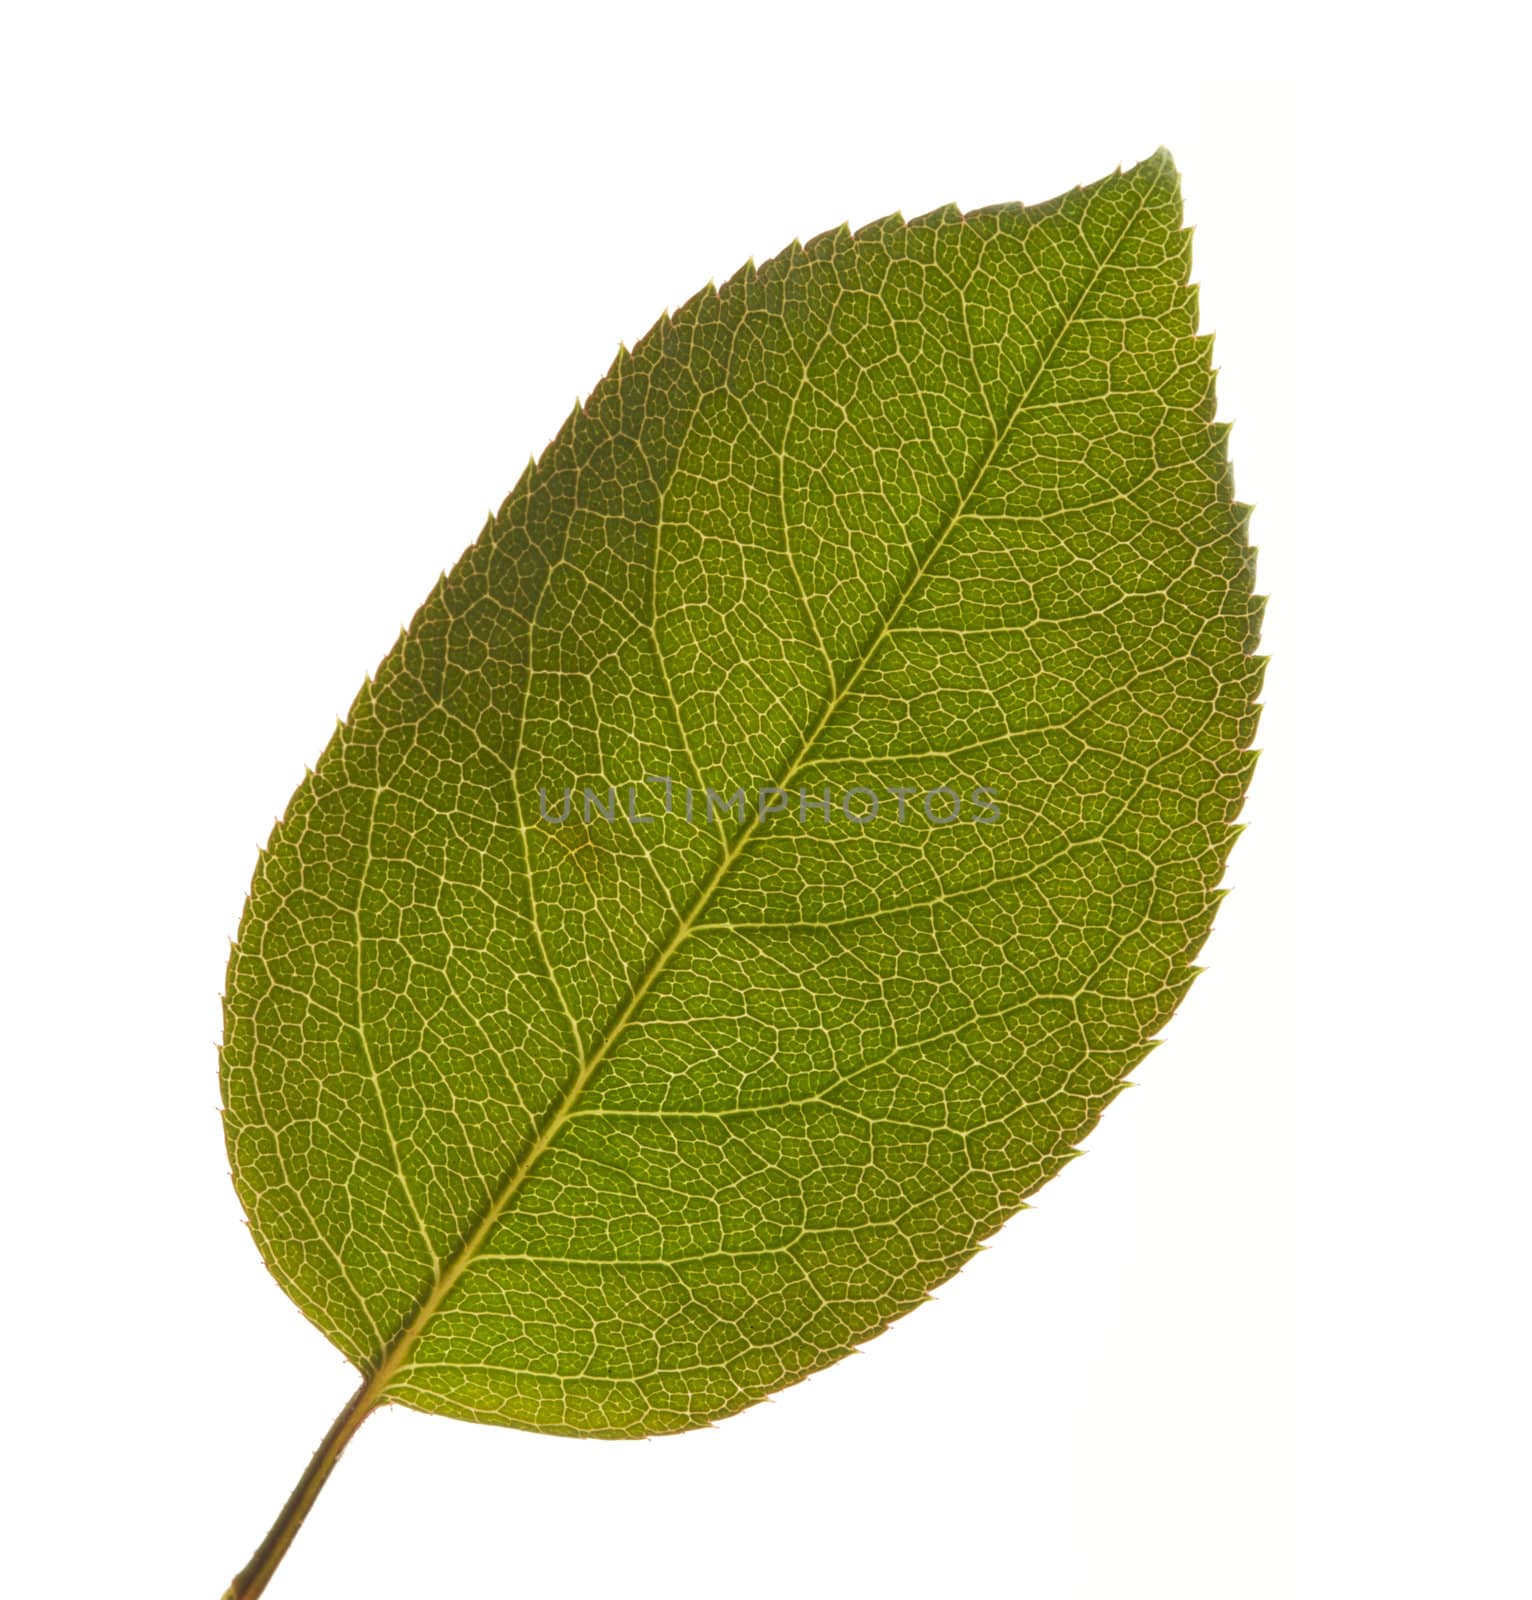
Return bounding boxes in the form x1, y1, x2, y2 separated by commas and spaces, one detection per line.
222, 149, 1262, 1440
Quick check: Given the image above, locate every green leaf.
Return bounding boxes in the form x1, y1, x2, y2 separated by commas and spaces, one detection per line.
222, 148, 1260, 1463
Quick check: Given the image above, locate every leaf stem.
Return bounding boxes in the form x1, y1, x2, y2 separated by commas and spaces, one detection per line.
221, 1376, 380, 1599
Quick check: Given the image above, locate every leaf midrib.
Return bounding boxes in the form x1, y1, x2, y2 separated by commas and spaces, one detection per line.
362, 188, 1153, 1400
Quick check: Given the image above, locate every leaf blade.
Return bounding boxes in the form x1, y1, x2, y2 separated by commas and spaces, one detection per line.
222, 148, 1262, 1437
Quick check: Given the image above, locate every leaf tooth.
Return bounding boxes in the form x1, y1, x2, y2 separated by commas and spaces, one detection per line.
590, 338, 633, 400
631, 308, 671, 352
718, 257, 756, 298
908, 199, 966, 233
799, 219, 850, 258
671, 277, 717, 322
848, 208, 905, 246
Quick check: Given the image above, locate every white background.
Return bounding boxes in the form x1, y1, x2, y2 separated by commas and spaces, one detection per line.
2, 4, 1527, 1596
